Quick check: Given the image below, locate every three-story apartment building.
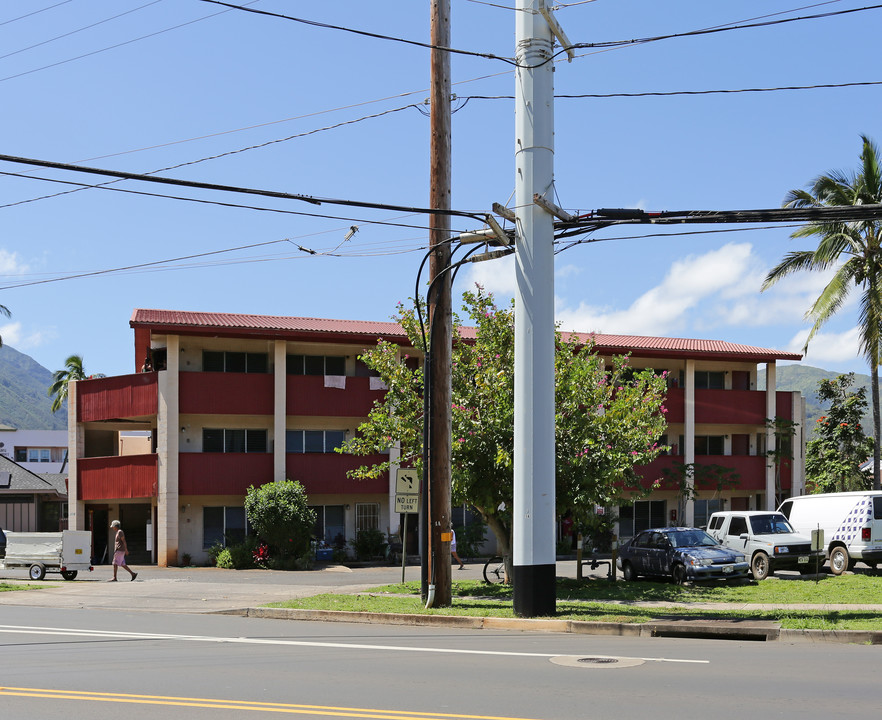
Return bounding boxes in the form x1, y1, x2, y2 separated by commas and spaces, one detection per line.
67, 309, 803, 565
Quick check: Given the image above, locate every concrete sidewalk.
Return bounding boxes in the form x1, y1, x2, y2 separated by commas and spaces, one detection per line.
2, 561, 880, 644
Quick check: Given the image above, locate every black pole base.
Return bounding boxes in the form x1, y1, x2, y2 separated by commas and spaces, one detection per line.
513, 563, 556, 617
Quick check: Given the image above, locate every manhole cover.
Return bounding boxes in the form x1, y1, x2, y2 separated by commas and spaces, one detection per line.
550, 655, 645, 669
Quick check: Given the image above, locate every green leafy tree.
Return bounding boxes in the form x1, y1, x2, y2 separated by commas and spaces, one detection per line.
0, 304, 10, 348
244, 480, 316, 566
805, 374, 874, 493
341, 287, 668, 568
761, 135, 882, 490
660, 462, 740, 523
48, 354, 106, 413
765, 416, 798, 507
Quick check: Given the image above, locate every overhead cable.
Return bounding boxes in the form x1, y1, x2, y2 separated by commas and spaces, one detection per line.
0, 170, 474, 234
0, 153, 484, 220
0, 0, 163, 62
0, 1, 74, 27
198, 0, 517, 65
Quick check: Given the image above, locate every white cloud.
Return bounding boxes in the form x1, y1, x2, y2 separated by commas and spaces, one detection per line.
788, 326, 864, 366
0, 322, 22, 346
0, 250, 29, 276
555, 243, 757, 335
462, 253, 517, 296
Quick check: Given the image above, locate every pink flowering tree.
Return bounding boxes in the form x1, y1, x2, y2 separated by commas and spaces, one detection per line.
341, 287, 668, 566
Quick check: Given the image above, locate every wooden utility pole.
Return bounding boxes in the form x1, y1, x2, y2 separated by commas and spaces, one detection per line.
426, 0, 453, 607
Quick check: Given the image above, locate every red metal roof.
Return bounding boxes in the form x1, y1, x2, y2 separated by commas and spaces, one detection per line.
130, 309, 801, 362
131, 309, 407, 339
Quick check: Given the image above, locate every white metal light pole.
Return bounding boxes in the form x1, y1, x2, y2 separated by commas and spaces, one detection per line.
513, 0, 556, 616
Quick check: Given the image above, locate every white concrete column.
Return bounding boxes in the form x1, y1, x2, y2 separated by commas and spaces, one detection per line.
157, 335, 180, 566
765, 362, 777, 510
274, 340, 287, 483
683, 359, 695, 526
67, 380, 85, 530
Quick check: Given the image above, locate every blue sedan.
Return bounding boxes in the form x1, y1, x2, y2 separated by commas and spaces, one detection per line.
617, 527, 749, 584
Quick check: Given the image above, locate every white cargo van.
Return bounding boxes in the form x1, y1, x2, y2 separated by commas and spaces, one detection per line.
777, 491, 882, 575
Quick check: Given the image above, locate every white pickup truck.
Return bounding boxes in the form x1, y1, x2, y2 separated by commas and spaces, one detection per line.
1, 530, 93, 581
706, 511, 823, 580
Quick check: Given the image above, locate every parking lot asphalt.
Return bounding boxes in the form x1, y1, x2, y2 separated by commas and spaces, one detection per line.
2, 560, 881, 643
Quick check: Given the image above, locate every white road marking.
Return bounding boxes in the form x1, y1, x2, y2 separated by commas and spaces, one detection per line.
0, 624, 708, 664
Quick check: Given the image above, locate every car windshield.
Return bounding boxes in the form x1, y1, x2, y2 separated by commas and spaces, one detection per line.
667, 530, 718, 548
749, 514, 795, 535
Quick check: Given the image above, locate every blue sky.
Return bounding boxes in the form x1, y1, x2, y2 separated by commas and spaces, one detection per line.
0, 0, 879, 378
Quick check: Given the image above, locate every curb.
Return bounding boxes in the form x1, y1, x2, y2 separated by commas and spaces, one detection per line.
216, 607, 882, 644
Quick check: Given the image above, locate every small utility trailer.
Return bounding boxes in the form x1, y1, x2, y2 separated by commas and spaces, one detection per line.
1, 530, 93, 580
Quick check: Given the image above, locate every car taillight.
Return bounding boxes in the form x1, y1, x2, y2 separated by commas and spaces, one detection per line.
862, 527, 871, 542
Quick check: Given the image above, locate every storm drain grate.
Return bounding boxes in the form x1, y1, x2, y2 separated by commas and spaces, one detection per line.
577, 657, 620, 665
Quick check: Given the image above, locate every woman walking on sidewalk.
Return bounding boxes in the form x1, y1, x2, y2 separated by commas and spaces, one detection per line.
109, 520, 137, 581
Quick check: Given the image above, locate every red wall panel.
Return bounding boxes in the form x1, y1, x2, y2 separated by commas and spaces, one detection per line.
179, 452, 274, 495
287, 375, 383, 417
634, 454, 772, 492
179, 373, 274, 415
77, 374, 157, 422
78, 454, 157, 500
286, 453, 388, 495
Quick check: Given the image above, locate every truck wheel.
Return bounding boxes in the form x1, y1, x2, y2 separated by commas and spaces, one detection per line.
672, 564, 687, 585
751, 552, 770, 581
28, 564, 46, 581
61, 571, 78, 581
829, 546, 849, 575
622, 561, 638, 582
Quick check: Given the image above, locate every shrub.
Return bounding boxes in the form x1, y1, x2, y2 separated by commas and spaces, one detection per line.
245, 479, 316, 562
350, 528, 386, 560
455, 521, 487, 558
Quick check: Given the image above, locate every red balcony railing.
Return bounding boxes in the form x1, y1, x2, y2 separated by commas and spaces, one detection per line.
634, 454, 783, 492
77, 373, 157, 422
286, 453, 388, 495
176, 452, 387, 497
78, 454, 157, 500
287, 375, 383, 417
180, 372, 275, 415
179, 452, 274, 495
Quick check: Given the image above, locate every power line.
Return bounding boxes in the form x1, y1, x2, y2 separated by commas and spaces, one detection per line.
465, 80, 882, 101
0, 0, 163, 62
0, 153, 484, 220
0, 1, 74, 28
198, 0, 517, 65
0, 1, 260, 84
0, 170, 475, 234
0, 102, 425, 210
561, 4, 882, 55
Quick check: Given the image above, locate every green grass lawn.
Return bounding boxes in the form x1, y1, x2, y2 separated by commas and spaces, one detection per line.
269, 573, 882, 631
0, 582, 41, 592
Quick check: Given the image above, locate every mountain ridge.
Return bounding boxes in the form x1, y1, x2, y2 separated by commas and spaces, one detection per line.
0, 345, 66, 430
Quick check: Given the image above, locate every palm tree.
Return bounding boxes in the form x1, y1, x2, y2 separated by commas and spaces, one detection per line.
48, 354, 105, 413
0, 304, 10, 347
762, 135, 882, 490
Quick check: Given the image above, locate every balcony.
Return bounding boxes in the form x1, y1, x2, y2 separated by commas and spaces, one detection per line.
180, 372, 274, 415
77, 373, 157, 422
635, 454, 790, 492
287, 375, 383, 417
662, 388, 796, 425
78, 454, 157, 500
176, 452, 388, 497
286, 453, 388, 495
179, 452, 274, 495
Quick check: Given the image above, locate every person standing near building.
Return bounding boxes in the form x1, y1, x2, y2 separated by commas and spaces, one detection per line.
451, 529, 465, 570
109, 520, 137, 581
